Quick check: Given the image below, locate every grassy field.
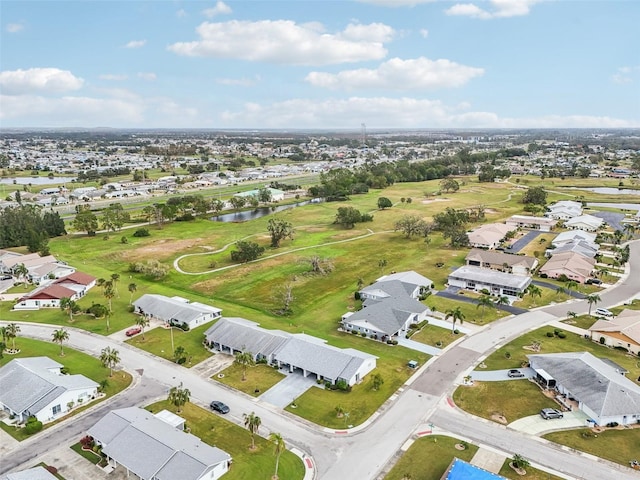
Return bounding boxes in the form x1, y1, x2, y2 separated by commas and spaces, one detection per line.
0, 338, 131, 441
543, 428, 640, 467
426, 295, 506, 325
561, 314, 597, 330
498, 459, 565, 480
146, 400, 305, 480
479, 328, 640, 385
453, 380, 558, 424
125, 323, 212, 366
384, 435, 478, 480
215, 363, 286, 397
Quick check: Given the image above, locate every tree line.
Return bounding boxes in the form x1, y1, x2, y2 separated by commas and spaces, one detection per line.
0, 204, 66, 253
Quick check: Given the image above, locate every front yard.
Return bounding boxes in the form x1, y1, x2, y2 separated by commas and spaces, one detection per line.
410, 323, 461, 348
215, 363, 285, 397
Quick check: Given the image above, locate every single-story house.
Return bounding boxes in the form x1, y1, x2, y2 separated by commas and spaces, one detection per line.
1, 466, 60, 480
359, 270, 434, 301
589, 309, 640, 355
545, 200, 582, 220
204, 317, 377, 386
505, 215, 556, 232
53, 271, 97, 297
539, 251, 596, 283
466, 223, 516, 249
0, 357, 98, 424
233, 187, 285, 202
545, 239, 598, 259
552, 230, 598, 250
4, 254, 59, 276
13, 284, 78, 310
133, 294, 222, 330
87, 407, 231, 480
528, 352, 640, 426
27, 262, 76, 286
465, 248, 538, 276
0, 250, 24, 273
565, 214, 605, 232
448, 265, 531, 298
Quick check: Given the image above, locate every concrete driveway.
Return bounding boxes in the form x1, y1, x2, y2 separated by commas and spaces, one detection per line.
508, 409, 590, 435
259, 372, 318, 408
469, 368, 535, 381
396, 337, 441, 356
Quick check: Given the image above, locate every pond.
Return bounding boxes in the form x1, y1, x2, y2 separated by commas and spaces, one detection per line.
0, 176, 76, 185
569, 187, 640, 196
211, 198, 324, 223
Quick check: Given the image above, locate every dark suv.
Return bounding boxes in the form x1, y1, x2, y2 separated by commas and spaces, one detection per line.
210, 400, 230, 414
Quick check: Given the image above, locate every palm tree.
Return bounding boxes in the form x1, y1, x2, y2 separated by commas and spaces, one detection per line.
51, 328, 70, 356
135, 315, 150, 340
623, 223, 636, 240
59, 297, 79, 323
526, 284, 542, 306
14, 263, 29, 284
476, 294, 494, 320
566, 280, 578, 296
110, 273, 120, 296
102, 280, 115, 314
444, 307, 465, 334
586, 293, 601, 316
269, 432, 286, 480
555, 286, 567, 298
511, 453, 530, 471
234, 350, 255, 381
243, 411, 262, 450
100, 346, 120, 377
5, 323, 20, 350
128, 283, 137, 305
167, 382, 190, 413
494, 296, 510, 309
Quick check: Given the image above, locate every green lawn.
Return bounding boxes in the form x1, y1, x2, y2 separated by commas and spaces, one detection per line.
426, 296, 506, 325
453, 380, 558, 424
543, 428, 640, 467
215, 363, 285, 397
70, 442, 108, 467
0, 338, 131, 441
410, 323, 462, 348
480, 328, 640, 385
4, 283, 34, 294
561, 314, 597, 330
498, 459, 565, 480
125, 323, 212, 366
146, 400, 305, 480
516, 286, 572, 309
384, 435, 478, 480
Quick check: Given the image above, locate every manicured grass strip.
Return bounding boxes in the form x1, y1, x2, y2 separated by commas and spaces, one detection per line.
543, 428, 640, 467
452, 380, 558, 424
125, 323, 212, 366
480, 328, 640, 385
410, 323, 461, 348
0, 337, 132, 441
426, 295, 505, 325
215, 363, 285, 397
498, 459, 565, 480
384, 435, 478, 480
70, 443, 107, 467
146, 401, 305, 480
561, 314, 597, 330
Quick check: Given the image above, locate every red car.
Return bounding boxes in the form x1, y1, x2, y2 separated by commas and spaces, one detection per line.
125, 326, 142, 337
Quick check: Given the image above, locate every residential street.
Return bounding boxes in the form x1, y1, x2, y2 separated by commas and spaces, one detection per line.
1, 239, 638, 480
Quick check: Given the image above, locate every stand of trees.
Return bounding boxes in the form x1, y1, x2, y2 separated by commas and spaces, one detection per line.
0, 205, 66, 251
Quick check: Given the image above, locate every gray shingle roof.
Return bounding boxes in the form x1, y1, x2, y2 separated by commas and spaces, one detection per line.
528, 352, 640, 418
133, 294, 221, 324
448, 265, 531, 290
466, 249, 537, 269
0, 357, 97, 415
88, 407, 230, 480
2, 466, 59, 480
204, 317, 289, 358
347, 296, 428, 336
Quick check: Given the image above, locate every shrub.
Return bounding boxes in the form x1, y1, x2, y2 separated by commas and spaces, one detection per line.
132, 228, 150, 237
607, 421, 619, 428
24, 417, 43, 435
336, 379, 350, 391
175, 213, 195, 222
179, 323, 190, 332
87, 303, 108, 318
120, 236, 128, 244
614, 346, 628, 352
354, 291, 361, 300
361, 332, 367, 337
539, 273, 548, 278
546, 331, 554, 337
557, 332, 567, 339
554, 328, 561, 335
45, 466, 58, 475
453, 329, 460, 335
80, 435, 95, 449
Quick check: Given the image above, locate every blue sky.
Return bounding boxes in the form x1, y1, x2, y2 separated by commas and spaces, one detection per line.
1, 0, 639, 129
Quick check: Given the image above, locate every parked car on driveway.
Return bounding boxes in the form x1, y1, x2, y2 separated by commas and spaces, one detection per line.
594, 308, 613, 317
540, 408, 563, 419
585, 278, 602, 285
508, 369, 525, 378
210, 401, 230, 414
125, 326, 142, 337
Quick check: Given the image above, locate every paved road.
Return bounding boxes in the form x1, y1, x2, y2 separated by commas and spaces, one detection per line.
590, 211, 625, 232
436, 289, 527, 315
3, 239, 639, 480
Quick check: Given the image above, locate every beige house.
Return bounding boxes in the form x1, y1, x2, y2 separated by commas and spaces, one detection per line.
589, 309, 640, 355
539, 251, 595, 283
506, 215, 556, 232
467, 223, 516, 249
465, 248, 538, 276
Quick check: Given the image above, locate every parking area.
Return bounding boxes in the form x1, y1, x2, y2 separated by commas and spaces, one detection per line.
506, 230, 546, 253
259, 371, 318, 408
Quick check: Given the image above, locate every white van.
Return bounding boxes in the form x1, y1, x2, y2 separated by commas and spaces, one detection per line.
594, 308, 613, 317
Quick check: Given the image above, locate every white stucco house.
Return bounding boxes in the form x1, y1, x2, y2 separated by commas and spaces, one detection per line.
467, 223, 516, 249
564, 214, 605, 232
505, 215, 556, 232
545, 200, 583, 220
0, 357, 98, 424
133, 294, 222, 330
528, 352, 640, 426
13, 284, 79, 310
448, 265, 531, 298
87, 407, 231, 480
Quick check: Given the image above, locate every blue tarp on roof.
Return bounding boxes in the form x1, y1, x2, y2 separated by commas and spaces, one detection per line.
444, 458, 506, 480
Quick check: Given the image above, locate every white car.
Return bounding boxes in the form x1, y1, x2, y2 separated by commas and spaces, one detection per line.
594, 308, 613, 317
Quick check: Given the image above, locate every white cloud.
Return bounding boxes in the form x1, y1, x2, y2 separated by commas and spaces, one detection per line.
168, 20, 393, 65
357, 0, 436, 6
306, 57, 484, 90
446, 0, 539, 19
203, 1, 232, 18
419, 29, 429, 38
137, 72, 157, 81
125, 39, 146, 49
216, 75, 261, 87
6, 23, 24, 33
611, 65, 639, 84
176, 9, 187, 18
220, 96, 638, 129
0, 68, 84, 95
99, 74, 128, 81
